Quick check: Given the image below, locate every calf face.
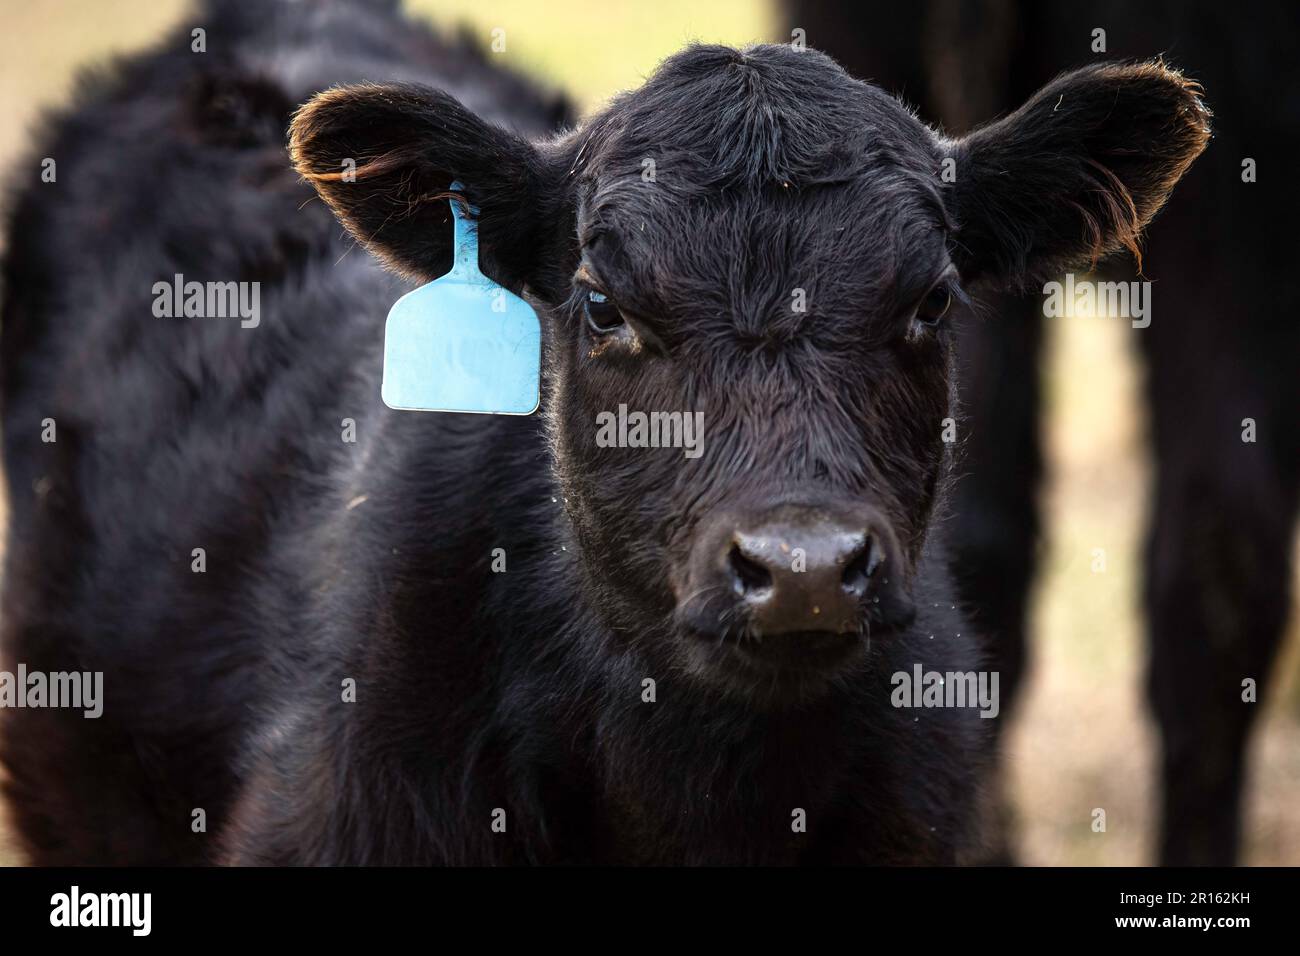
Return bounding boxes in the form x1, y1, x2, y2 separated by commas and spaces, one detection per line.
290, 45, 1207, 698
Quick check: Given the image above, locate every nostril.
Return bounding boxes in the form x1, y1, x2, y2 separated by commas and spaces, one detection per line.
727, 543, 773, 597
841, 535, 884, 596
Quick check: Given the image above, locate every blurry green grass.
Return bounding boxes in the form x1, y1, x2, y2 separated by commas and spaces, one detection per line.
410, 0, 777, 113
1, 0, 1297, 868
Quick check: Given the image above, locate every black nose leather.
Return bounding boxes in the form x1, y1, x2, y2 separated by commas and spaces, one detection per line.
724, 521, 881, 633
682, 503, 904, 638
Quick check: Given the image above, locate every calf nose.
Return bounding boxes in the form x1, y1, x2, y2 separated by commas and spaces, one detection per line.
687, 505, 898, 637
726, 520, 878, 634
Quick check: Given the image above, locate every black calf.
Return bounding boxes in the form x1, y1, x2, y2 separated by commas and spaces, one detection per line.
0, 0, 1207, 864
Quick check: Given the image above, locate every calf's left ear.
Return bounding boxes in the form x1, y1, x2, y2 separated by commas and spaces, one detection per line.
289, 82, 558, 289
945, 61, 1211, 287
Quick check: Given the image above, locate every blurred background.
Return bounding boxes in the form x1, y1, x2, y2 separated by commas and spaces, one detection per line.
0, 0, 1296, 865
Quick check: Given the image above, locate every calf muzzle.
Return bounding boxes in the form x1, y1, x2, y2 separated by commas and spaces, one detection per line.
679, 501, 912, 645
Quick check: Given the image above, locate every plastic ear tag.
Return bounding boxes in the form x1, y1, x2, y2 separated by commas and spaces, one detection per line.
381, 183, 541, 415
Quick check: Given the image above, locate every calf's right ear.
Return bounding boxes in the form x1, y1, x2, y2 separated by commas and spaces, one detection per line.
289, 83, 555, 289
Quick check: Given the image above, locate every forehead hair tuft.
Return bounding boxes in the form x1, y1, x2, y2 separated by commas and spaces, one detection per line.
575, 44, 938, 196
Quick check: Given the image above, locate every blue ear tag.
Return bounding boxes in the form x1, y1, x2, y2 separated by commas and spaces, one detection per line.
381, 183, 541, 415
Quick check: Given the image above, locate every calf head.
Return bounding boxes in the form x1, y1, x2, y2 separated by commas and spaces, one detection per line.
291, 46, 1208, 699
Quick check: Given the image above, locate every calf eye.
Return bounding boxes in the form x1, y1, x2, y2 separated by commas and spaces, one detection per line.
917, 284, 953, 326
584, 289, 626, 334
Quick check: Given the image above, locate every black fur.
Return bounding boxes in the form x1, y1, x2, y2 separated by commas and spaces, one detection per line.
0, 0, 1205, 864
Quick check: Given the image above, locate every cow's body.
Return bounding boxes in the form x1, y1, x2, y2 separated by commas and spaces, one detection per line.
0, 0, 990, 865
